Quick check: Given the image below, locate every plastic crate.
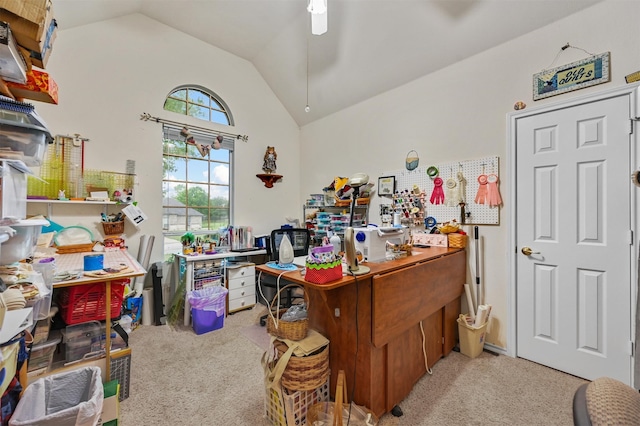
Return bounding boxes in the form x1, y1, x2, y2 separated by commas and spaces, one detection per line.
265, 375, 329, 426
58, 280, 127, 325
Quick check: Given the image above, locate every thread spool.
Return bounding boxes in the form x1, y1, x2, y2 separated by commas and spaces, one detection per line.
393, 212, 401, 227
84, 254, 104, 271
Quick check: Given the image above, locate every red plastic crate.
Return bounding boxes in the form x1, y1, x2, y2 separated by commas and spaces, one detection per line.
58, 280, 127, 325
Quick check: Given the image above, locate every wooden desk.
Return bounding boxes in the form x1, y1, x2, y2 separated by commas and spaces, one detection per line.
52, 250, 146, 380
256, 247, 466, 417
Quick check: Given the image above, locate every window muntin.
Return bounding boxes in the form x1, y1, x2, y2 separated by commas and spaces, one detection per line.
163, 86, 232, 126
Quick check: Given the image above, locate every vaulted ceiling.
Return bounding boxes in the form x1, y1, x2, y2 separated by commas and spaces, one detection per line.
54, 0, 601, 127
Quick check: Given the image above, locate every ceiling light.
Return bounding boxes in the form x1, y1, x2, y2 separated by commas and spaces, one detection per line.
308, 0, 327, 35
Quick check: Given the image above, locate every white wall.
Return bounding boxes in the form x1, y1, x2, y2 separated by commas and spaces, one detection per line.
28, 1, 640, 351
299, 0, 640, 349
29, 14, 302, 267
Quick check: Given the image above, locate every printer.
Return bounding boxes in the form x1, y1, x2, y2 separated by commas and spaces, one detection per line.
353, 226, 409, 263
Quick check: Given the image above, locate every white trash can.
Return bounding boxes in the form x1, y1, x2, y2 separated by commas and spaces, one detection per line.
10, 366, 103, 426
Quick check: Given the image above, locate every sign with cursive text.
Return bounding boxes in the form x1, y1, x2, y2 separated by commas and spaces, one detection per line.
533, 52, 610, 100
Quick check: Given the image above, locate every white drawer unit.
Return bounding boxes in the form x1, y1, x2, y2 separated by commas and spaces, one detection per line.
226, 263, 256, 313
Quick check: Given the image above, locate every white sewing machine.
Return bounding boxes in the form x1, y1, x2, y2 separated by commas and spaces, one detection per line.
353, 226, 409, 263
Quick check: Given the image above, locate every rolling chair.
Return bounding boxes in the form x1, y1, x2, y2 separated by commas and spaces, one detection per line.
258, 228, 310, 326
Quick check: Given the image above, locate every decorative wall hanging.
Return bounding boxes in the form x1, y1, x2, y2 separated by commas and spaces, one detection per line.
405, 150, 419, 171
533, 49, 610, 100
378, 176, 395, 197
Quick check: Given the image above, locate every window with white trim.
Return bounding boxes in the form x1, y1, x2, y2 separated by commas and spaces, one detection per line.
162, 86, 234, 257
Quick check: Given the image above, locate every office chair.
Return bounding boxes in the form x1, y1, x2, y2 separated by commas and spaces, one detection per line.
258, 228, 310, 326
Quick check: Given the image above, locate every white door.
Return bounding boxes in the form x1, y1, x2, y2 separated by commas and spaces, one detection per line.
515, 93, 634, 383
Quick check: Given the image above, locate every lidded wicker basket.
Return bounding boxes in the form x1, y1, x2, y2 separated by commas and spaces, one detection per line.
448, 233, 467, 248
275, 339, 329, 392
266, 284, 309, 341
101, 220, 125, 236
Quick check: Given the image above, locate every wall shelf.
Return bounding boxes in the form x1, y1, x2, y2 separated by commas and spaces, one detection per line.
256, 174, 282, 188
27, 199, 119, 218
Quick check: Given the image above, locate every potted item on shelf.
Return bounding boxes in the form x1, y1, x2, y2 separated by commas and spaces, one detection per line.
181, 232, 195, 255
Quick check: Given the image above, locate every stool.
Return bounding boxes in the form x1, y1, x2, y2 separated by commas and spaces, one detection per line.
573, 377, 640, 425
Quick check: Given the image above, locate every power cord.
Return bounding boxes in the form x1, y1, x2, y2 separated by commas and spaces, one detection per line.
419, 320, 433, 375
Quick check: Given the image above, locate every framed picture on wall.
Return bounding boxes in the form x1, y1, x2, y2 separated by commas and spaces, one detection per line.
378, 176, 395, 197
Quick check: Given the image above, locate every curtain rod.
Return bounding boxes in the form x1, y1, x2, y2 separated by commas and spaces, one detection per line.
139, 112, 249, 142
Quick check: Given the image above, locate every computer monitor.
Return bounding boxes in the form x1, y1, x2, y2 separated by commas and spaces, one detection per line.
270, 228, 310, 261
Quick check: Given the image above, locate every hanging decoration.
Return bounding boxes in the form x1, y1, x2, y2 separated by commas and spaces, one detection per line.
405, 150, 419, 171
474, 173, 488, 205
533, 45, 610, 101
485, 174, 503, 207
430, 176, 445, 205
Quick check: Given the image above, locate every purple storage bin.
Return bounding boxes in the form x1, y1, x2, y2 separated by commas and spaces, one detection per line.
192, 308, 225, 335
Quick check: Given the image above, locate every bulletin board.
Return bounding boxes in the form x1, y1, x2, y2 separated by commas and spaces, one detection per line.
381, 155, 501, 225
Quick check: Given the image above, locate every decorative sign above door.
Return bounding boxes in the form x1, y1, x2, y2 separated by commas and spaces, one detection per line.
533, 52, 610, 100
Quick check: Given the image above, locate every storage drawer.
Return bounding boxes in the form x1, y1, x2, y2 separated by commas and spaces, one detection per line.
227, 264, 255, 281
228, 294, 255, 312
227, 275, 254, 292
229, 285, 255, 300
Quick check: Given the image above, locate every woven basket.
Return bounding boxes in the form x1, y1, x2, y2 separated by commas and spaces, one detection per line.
306, 369, 379, 425
275, 340, 329, 392
266, 284, 309, 341
448, 233, 467, 248
102, 220, 125, 235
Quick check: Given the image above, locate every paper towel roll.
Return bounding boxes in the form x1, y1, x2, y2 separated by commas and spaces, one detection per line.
142, 288, 154, 326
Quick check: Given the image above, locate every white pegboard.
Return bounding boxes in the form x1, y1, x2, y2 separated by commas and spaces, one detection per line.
383, 155, 501, 225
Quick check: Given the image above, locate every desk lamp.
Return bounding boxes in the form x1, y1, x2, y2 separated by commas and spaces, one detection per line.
344, 173, 370, 275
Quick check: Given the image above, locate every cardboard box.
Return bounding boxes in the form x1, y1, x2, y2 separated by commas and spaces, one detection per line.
0, 21, 26, 83
0, 0, 53, 47
0, 0, 57, 67
23, 16, 55, 68
97, 380, 120, 426
5, 67, 57, 104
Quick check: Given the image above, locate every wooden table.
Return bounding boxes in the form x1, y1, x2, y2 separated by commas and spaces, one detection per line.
52, 250, 146, 380
256, 247, 466, 417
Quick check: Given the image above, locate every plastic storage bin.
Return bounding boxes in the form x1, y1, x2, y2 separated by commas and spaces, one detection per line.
63, 321, 102, 363
191, 308, 224, 335
0, 110, 53, 166
0, 218, 49, 264
58, 280, 126, 325
457, 316, 488, 358
27, 334, 61, 373
187, 286, 228, 335
9, 366, 103, 426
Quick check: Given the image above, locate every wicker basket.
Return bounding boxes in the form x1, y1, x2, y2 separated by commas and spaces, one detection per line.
306, 370, 379, 425
266, 284, 309, 341
102, 220, 125, 236
275, 339, 329, 392
448, 233, 467, 248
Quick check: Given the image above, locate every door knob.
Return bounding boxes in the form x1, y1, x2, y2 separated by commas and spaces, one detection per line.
521, 246, 540, 256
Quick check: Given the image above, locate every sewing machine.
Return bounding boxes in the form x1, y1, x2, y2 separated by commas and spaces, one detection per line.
353, 226, 409, 263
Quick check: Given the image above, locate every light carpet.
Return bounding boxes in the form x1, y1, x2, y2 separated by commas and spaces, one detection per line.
121, 305, 586, 425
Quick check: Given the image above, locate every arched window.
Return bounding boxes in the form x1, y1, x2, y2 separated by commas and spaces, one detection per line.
164, 85, 234, 126
161, 86, 235, 258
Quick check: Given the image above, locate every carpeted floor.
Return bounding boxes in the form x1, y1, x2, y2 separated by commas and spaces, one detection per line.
120, 305, 586, 425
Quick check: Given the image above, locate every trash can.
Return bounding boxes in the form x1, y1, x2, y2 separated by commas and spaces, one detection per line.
457, 315, 488, 358
187, 286, 228, 335
10, 366, 103, 426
